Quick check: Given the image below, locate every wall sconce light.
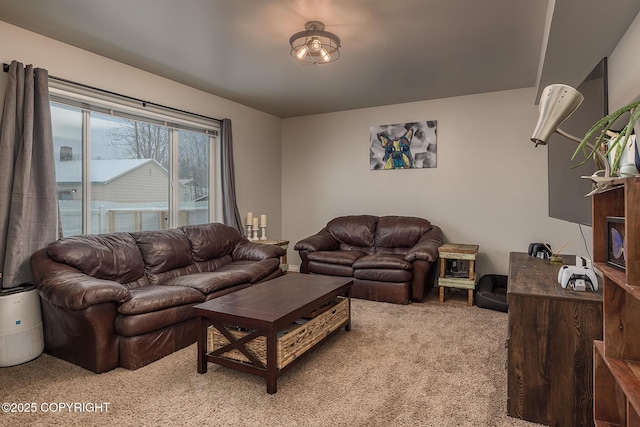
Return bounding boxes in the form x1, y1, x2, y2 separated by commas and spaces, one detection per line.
531, 84, 613, 195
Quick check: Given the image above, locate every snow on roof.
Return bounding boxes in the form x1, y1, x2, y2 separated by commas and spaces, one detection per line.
55, 159, 164, 183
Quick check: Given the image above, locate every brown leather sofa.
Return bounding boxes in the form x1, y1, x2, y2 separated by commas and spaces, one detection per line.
30, 222, 284, 373
294, 215, 443, 304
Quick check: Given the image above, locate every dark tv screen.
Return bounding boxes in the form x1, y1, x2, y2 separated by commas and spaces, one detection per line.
547, 57, 608, 226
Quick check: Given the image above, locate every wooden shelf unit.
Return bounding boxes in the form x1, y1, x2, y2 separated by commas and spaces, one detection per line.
593, 177, 640, 426
437, 243, 479, 306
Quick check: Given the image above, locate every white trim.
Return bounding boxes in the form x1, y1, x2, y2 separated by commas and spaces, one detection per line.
49, 85, 220, 135
287, 264, 301, 273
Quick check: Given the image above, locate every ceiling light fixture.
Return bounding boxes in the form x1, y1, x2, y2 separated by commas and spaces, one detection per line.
289, 21, 341, 65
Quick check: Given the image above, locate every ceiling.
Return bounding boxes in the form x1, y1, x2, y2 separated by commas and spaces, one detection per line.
0, 0, 639, 118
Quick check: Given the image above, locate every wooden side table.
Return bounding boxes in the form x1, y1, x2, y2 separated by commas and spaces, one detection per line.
258, 239, 289, 272
438, 243, 479, 305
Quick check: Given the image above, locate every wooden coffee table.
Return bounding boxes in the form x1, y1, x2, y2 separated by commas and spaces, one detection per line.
194, 274, 353, 394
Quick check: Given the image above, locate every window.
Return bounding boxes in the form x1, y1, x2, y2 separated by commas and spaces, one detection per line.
50, 84, 219, 237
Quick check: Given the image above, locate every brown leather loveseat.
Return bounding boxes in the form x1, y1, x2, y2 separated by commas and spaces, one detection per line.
294, 215, 443, 304
30, 222, 284, 373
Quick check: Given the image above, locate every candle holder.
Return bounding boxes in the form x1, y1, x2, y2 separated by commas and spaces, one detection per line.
251, 226, 260, 241
260, 226, 267, 240
246, 224, 253, 240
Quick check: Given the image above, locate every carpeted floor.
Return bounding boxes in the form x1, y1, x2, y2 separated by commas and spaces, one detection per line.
1, 290, 542, 426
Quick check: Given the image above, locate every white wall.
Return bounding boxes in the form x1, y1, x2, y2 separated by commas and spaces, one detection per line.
282, 88, 593, 276
4, 10, 639, 277
0, 20, 283, 240
608, 10, 640, 108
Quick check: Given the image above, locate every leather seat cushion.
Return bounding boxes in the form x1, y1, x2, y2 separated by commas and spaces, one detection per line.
215, 258, 280, 283
165, 270, 252, 294
326, 215, 378, 247
374, 216, 432, 248
307, 250, 366, 266
133, 229, 193, 274
115, 303, 196, 336
118, 285, 204, 315
308, 262, 354, 277
182, 223, 240, 262
353, 254, 411, 270
47, 232, 144, 283
353, 268, 412, 282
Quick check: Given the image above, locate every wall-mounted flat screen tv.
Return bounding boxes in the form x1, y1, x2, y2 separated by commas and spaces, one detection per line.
547, 57, 608, 227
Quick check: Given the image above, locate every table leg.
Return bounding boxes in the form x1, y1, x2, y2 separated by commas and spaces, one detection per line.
197, 316, 207, 374
439, 286, 445, 303
266, 329, 278, 394
468, 289, 473, 306
344, 292, 352, 332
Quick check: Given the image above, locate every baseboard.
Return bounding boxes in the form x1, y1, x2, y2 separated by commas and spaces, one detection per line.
287, 264, 300, 273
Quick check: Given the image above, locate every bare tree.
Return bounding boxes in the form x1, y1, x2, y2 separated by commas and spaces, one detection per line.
104, 120, 211, 200
105, 120, 170, 169
179, 132, 209, 199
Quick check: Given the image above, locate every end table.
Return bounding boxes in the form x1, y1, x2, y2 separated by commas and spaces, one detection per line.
259, 239, 289, 272
438, 243, 479, 306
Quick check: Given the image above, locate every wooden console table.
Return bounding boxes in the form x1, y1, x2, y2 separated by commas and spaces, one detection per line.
507, 252, 602, 426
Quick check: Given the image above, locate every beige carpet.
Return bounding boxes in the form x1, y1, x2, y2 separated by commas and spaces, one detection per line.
1, 290, 542, 427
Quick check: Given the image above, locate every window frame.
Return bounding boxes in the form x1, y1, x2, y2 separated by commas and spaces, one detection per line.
49, 81, 220, 235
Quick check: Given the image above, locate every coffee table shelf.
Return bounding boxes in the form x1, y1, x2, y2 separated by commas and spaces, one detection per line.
207, 296, 348, 369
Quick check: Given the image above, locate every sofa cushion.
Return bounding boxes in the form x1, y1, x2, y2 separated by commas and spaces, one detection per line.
308, 261, 354, 277
115, 303, 196, 337
133, 229, 193, 274
215, 258, 281, 283
165, 270, 252, 294
117, 285, 204, 315
47, 232, 145, 283
326, 215, 378, 248
374, 216, 432, 248
182, 222, 240, 262
308, 250, 366, 266
194, 254, 233, 273
354, 268, 412, 283
353, 254, 412, 270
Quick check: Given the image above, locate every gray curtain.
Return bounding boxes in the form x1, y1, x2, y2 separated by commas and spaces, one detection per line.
220, 118, 244, 235
0, 61, 58, 288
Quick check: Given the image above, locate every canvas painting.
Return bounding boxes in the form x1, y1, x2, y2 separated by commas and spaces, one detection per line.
370, 121, 437, 170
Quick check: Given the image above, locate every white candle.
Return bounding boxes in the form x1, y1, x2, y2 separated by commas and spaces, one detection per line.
252, 217, 259, 229
246, 212, 253, 226
260, 214, 267, 227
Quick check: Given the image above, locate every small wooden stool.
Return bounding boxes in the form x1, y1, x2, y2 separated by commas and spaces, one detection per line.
437, 243, 479, 306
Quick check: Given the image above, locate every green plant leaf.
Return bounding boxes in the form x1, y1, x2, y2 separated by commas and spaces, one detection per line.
571, 99, 640, 168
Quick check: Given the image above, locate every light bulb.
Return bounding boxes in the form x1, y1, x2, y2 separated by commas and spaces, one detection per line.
295, 45, 309, 60
311, 38, 321, 51
320, 47, 331, 62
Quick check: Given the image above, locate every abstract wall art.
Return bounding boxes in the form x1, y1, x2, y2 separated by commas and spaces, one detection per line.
369, 121, 437, 170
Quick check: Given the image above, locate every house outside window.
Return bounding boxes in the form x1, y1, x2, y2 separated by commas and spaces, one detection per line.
50, 85, 218, 237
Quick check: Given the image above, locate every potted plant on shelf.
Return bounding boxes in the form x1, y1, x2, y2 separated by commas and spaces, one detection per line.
573, 98, 640, 176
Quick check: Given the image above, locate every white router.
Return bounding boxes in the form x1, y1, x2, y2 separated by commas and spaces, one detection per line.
0, 283, 44, 367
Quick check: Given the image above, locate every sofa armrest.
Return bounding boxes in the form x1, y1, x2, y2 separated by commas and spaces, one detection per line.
294, 228, 338, 253
37, 270, 131, 311
404, 225, 444, 262
233, 241, 285, 261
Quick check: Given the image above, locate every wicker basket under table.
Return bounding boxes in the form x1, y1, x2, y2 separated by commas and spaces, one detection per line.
207, 296, 349, 369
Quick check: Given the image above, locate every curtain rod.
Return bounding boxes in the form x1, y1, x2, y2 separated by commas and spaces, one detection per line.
2, 62, 222, 124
